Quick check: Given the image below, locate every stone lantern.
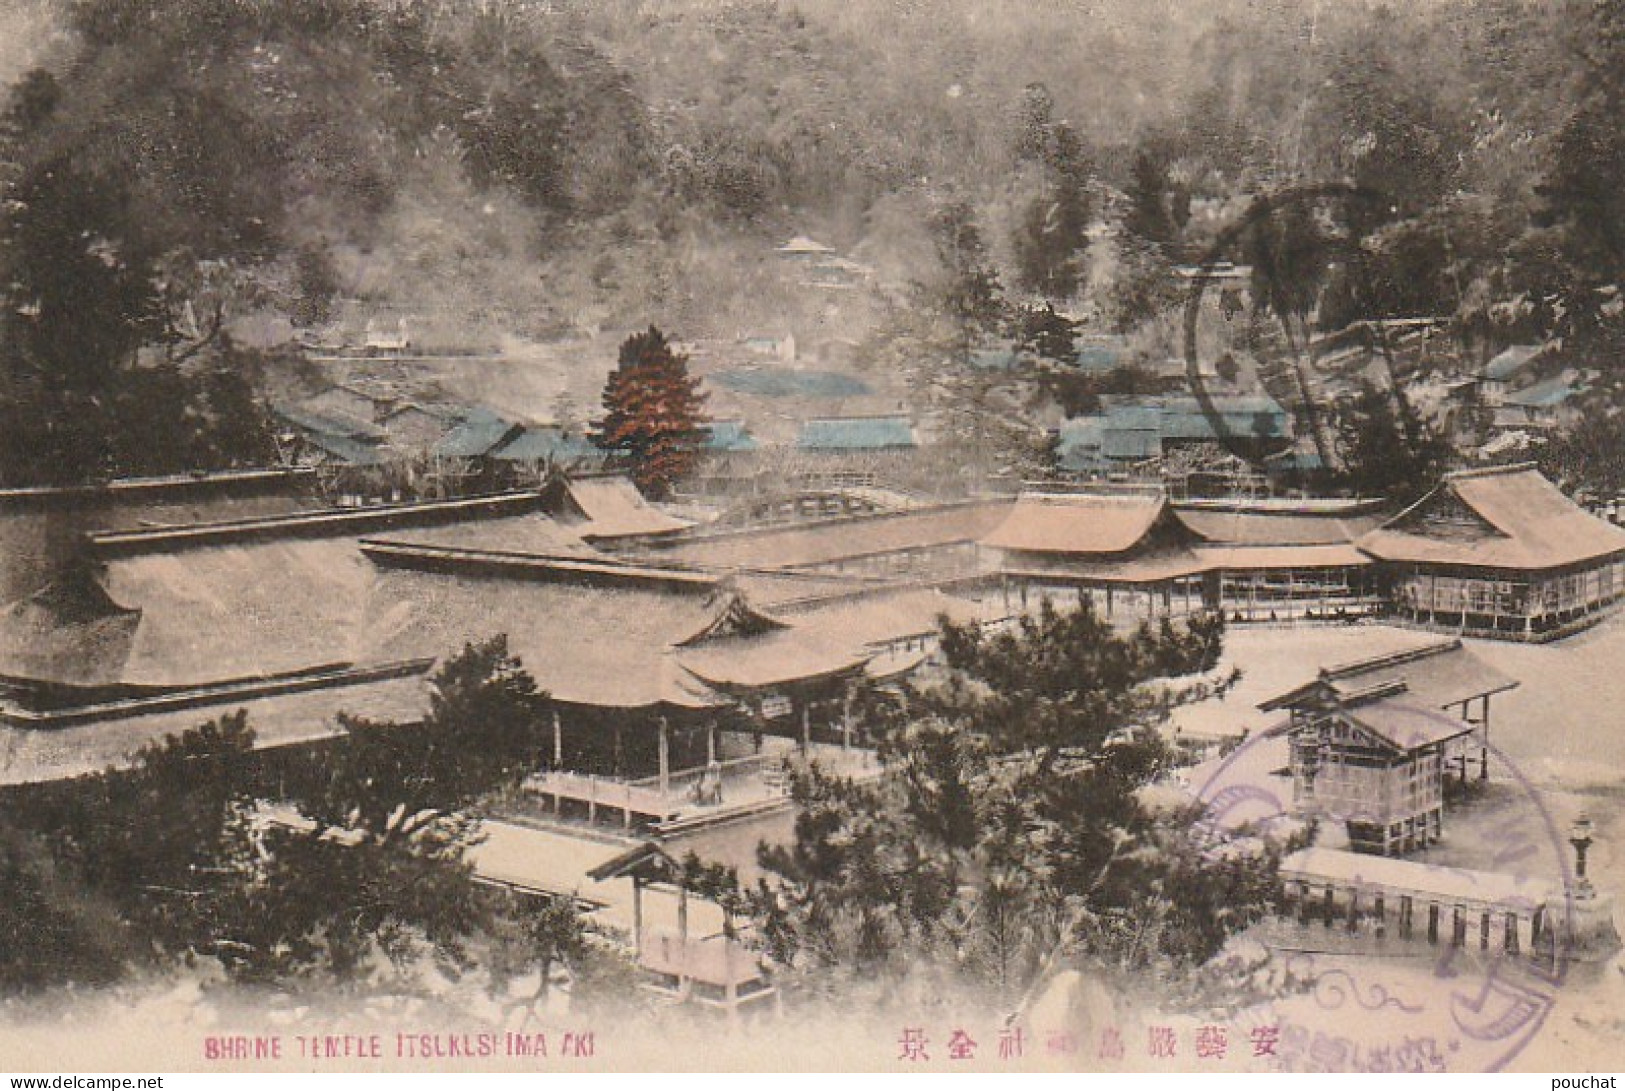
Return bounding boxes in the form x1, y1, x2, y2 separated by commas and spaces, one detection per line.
1569, 813, 1595, 900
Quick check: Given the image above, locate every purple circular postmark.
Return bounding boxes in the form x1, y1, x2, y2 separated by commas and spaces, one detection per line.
1187, 702, 1586, 1073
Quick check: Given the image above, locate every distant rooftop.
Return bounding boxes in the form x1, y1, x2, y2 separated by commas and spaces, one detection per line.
1502, 373, 1581, 409
1481, 344, 1545, 382
1074, 339, 1125, 373
432, 407, 521, 460
1173, 261, 1252, 281
776, 235, 836, 255
795, 416, 916, 451
492, 425, 605, 465
703, 420, 759, 453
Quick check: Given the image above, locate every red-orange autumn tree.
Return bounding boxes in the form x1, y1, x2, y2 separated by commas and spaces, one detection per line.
595, 325, 708, 498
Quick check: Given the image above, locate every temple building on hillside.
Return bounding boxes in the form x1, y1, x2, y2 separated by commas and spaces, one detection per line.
1358, 463, 1625, 640
789, 415, 919, 489
1260, 639, 1519, 856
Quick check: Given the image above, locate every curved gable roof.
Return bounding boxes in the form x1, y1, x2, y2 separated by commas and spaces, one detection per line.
982, 490, 1174, 555
1358, 465, 1625, 570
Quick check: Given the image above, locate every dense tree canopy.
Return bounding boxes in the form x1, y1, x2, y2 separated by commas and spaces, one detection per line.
4, 0, 1625, 487
750, 601, 1270, 1011
1334, 380, 1454, 504
0, 638, 619, 999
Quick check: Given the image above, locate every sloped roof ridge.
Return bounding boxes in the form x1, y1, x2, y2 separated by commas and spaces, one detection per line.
89, 491, 549, 552
668, 496, 1010, 547
1021, 483, 1165, 501
1319, 638, 1462, 682
1371, 474, 1512, 539
1337, 678, 1410, 707
1442, 461, 1539, 482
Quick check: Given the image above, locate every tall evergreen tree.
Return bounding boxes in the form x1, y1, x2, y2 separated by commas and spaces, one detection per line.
1123, 148, 1185, 248
1012, 122, 1094, 299
596, 326, 708, 498
1335, 380, 1451, 503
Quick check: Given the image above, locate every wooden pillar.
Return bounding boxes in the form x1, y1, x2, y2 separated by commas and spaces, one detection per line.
1451, 905, 1467, 947
801, 700, 811, 753
632, 877, 644, 957
588, 774, 598, 825
1427, 902, 1439, 945
658, 715, 670, 798
1481, 909, 1491, 950
1346, 890, 1360, 933
707, 721, 718, 765
1374, 892, 1387, 938
1322, 885, 1335, 927
841, 689, 854, 752
1505, 912, 1519, 954
677, 881, 690, 944
676, 878, 691, 995
552, 708, 563, 768
1399, 895, 1413, 939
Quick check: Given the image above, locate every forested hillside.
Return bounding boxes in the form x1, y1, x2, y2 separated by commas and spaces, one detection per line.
2, 0, 1623, 486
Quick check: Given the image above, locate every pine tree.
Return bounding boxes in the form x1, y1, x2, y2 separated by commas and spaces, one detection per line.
1124, 149, 1179, 247
595, 326, 708, 498
751, 600, 1269, 1010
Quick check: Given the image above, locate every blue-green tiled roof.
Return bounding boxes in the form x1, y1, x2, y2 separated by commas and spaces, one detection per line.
716, 368, 871, 398
433, 408, 521, 459
703, 420, 759, 452
302, 430, 386, 466
1482, 345, 1543, 382
1055, 416, 1107, 472
970, 348, 1020, 371
1102, 426, 1162, 460
492, 425, 606, 465
1503, 375, 1579, 408
273, 403, 386, 441
1074, 343, 1124, 373
1106, 395, 1290, 443
795, 416, 916, 450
